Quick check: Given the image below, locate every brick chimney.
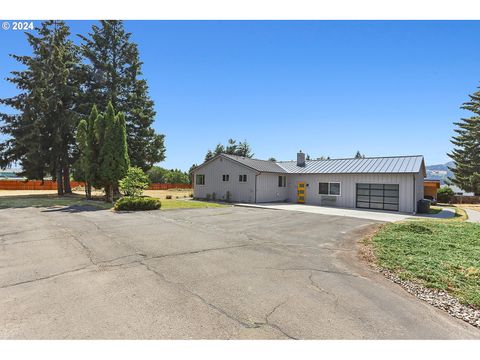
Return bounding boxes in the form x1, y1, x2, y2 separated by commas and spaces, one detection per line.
297, 151, 305, 167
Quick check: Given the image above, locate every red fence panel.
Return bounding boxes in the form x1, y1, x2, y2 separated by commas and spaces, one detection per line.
147, 183, 192, 190
0, 180, 191, 191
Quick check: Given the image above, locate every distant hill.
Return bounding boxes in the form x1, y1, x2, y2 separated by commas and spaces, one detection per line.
425, 161, 455, 185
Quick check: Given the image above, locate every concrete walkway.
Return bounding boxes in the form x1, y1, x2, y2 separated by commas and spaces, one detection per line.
234, 203, 456, 222
465, 208, 480, 223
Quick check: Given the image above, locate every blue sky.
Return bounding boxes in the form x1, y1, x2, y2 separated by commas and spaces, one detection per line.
1, 20, 480, 171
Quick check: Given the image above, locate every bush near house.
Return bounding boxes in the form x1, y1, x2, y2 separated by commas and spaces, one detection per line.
119, 167, 150, 197
437, 186, 454, 203
114, 196, 161, 211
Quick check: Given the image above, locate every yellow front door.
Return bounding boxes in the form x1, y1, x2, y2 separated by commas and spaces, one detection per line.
297, 182, 306, 203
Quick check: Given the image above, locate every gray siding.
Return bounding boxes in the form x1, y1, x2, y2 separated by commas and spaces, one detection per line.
256, 173, 288, 203
415, 172, 425, 211
192, 156, 257, 203
286, 173, 417, 213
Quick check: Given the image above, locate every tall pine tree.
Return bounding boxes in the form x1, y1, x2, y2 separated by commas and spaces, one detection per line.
78, 20, 165, 171
0, 21, 81, 195
448, 87, 480, 195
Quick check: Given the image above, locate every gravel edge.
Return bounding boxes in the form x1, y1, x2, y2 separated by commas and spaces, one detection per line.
358, 227, 480, 330
379, 268, 480, 328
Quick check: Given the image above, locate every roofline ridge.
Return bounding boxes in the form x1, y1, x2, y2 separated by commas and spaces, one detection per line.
277, 154, 423, 163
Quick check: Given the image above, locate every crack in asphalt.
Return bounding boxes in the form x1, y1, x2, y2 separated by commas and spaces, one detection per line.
147, 244, 251, 260
262, 266, 366, 279
254, 299, 299, 340
140, 260, 297, 339
140, 260, 258, 329
0, 266, 90, 289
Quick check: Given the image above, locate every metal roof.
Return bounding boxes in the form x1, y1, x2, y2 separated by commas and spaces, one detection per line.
194, 154, 425, 175
277, 155, 425, 174
221, 154, 287, 173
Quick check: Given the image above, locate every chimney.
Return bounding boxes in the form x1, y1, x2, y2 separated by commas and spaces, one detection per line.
297, 151, 305, 167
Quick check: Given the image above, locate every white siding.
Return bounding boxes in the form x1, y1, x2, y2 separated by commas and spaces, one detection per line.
256, 173, 289, 203
192, 157, 257, 203
286, 173, 417, 213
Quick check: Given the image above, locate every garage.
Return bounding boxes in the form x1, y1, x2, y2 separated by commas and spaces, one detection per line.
356, 183, 400, 211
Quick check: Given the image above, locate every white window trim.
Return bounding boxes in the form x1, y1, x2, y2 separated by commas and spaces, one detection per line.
239, 174, 247, 183
222, 174, 230, 182
278, 175, 287, 187
319, 181, 341, 196
196, 174, 205, 186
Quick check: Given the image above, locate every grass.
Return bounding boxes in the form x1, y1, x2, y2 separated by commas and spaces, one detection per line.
160, 199, 227, 210
371, 219, 480, 308
0, 193, 113, 210
0, 192, 225, 211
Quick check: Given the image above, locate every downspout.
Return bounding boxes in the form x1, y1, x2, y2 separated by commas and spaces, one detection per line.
254, 173, 258, 203
413, 174, 416, 214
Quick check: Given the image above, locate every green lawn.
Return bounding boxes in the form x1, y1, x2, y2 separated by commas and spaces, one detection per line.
0, 194, 112, 210
0, 194, 227, 211
371, 220, 480, 307
160, 199, 227, 210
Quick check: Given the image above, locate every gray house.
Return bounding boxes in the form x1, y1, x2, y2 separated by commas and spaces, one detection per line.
192, 152, 426, 213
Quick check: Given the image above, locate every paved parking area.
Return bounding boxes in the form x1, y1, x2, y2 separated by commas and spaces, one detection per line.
235, 202, 456, 222
0, 206, 478, 339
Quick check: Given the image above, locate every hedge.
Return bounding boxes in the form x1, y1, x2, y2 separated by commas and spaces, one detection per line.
114, 196, 161, 211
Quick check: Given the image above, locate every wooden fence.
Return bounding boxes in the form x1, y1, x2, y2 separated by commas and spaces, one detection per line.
147, 183, 192, 190
0, 179, 192, 191
451, 195, 480, 204
0, 180, 84, 190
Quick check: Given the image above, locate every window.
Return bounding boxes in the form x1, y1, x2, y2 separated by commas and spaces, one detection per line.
222, 174, 229, 182
329, 182, 341, 196
278, 175, 286, 187
196, 174, 205, 185
319, 182, 341, 196
239, 174, 247, 182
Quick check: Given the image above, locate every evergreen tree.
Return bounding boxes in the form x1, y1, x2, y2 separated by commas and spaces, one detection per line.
78, 20, 165, 170
448, 88, 480, 195
354, 151, 365, 159
0, 21, 81, 195
236, 140, 254, 158
75, 105, 100, 198
268, 157, 277, 162
97, 103, 130, 202
204, 139, 254, 161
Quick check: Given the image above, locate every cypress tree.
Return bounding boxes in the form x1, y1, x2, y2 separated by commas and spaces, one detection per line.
0, 21, 81, 195
448, 87, 480, 195
78, 20, 165, 171
76, 105, 100, 198
97, 102, 130, 202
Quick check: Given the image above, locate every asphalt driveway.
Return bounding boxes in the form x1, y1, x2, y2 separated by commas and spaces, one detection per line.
0, 205, 478, 339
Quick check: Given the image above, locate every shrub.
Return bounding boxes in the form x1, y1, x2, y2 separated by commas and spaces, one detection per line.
189, 193, 193, 197
206, 193, 211, 201
114, 196, 161, 211
437, 186, 454, 203
119, 167, 150, 197
226, 191, 231, 202
212, 192, 216, 201
166, 195, 172, 199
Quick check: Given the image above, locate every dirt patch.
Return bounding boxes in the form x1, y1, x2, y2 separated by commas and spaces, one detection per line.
357, 223, 384, 265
